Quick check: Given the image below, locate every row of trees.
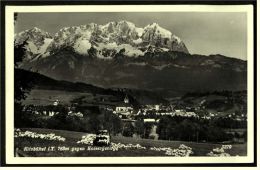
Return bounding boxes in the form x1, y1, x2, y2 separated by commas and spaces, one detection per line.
183, 90, 247, 98
156, 116, 246, 143
121, 120, 153, 138
16, 103, 246, 143
15, 105, 123, 134
16, 105, 154, 138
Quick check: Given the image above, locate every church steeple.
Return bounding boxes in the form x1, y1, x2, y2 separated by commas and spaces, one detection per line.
124, 95, 129, 104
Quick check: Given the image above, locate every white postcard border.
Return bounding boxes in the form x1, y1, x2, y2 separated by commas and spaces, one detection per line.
5, 5, 255, 164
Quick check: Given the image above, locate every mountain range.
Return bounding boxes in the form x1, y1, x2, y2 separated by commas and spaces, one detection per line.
15, 21, 247, 97
15, 21, 189, 59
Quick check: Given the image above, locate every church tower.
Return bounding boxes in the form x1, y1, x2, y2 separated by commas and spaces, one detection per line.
124, 95, 129, 104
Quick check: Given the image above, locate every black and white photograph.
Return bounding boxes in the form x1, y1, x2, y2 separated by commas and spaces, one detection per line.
1, 2, 257, 166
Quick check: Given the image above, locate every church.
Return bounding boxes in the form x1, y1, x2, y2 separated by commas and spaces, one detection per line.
114, 95, 133, 116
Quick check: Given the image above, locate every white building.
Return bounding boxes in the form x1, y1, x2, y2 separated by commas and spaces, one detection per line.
115, 105, 133, 112
145, 104, 160, 111
143, 118, 156, 123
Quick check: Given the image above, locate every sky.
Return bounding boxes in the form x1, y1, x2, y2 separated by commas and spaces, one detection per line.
15, 12, 247, 60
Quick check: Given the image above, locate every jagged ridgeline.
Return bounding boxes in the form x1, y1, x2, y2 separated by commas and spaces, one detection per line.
15, 21, 247, 97
15, 21, 189, 59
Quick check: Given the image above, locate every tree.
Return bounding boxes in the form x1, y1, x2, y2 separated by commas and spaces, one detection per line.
122, 122, 135, 137
14, 68, 35, 102
14, 13, 36, 127
143, 123, 153, 139
156, 116, 173, 140
88, 116, 101, 133
134, 119, 154, 139
135, 120, 145, 137
99, 110, 122, 135
14, 12, 34, 103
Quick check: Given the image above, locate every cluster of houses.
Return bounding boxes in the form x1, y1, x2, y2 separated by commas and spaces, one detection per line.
68, 111, 84, 117
22, 105, 58, 117
110, 95, 199, 121
226, 113, 247, 121
23, 95, 247, 123
199, 112, 247, 121
110, 95, 247, 122
22, 100, 84, 118
136, 109, 197, 118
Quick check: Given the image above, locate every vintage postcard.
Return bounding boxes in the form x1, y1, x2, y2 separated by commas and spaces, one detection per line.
1, 2, 257, 166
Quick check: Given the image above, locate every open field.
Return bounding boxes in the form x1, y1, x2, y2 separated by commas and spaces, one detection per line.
22, 89, 87, 105
14, 128, 247, 157
22, 89, 118, 106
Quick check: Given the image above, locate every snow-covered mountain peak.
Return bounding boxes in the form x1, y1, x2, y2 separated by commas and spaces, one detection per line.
16, 27, 52, 40
146, 22, 162, 30
143, 22, 172, 39
16, 21, 189, 59
117, 20, 136, 28
31, 27, 43, 32
15, 27, 53, 59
